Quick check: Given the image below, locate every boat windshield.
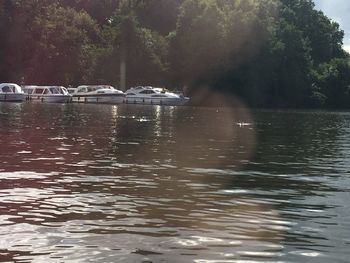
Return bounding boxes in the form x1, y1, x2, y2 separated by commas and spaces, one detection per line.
140, 89, 156, 94
87, 86, 97, 92
96, 86, 113, 90
1, 86, 12, 93
34, 88, 45, 94
154, 87, 168, 93
78, 87, 88, 93
49, 87, 60, 94
25, 88, 34, 94
59, 87, 69, 95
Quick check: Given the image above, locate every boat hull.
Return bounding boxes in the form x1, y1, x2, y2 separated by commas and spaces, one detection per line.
72, 94, 125, 104
27, 95, 72, 103
0, 93, 27, 102
124, 97, 189, 106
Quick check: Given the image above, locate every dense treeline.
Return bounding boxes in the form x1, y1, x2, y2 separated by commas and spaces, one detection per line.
0, 0, 349, 108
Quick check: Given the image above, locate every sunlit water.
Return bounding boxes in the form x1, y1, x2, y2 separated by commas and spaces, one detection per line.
0, 102, 349, 262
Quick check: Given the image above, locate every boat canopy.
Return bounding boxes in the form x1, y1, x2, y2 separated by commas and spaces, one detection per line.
23, 86, 69, 95
76, 85, 115, 93
0, 83, 23, 93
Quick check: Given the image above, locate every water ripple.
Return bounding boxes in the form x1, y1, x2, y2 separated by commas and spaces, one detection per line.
0, 104, 349, 262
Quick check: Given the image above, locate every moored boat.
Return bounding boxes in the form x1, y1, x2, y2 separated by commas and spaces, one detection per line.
67, 87, 77, 94
23, 85, 72, 103
0, 83, 27, 102
125, 86, 189, 106
72, 85, 125, 104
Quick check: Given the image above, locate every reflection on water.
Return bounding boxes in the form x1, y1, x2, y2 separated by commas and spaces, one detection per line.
0, 103, 350, 262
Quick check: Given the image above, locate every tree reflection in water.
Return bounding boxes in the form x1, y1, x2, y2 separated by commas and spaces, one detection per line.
1, 101, 347, 262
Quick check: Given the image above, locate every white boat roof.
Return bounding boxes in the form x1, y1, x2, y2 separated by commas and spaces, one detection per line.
75, 85, 124, 94
77, 85, 115, 88
127, 86, 168, 92
0, 83, 24, 93
0, 83, 22, 87
23, 85, 67, 89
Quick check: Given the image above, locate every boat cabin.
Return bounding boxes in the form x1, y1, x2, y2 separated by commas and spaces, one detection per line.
24, 86, 69, 95
0, 83, 24, 93
75, 85, 115, 94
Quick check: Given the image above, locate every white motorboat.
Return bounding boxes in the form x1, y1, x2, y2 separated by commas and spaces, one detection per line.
23, 85, 72, 103
125, 86, 189, 106
72, 85, 125, 104
67, 87, 77, 94
0, 83, 27, 102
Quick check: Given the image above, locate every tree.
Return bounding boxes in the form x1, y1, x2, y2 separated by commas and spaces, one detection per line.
0, 0, 349, 109
0, 0, 15, 81
60, 0, 119, 24
279, 0, 345, 63
93, 1, 168, 89
313, 58, 350, 108
168, 0, 278, 101
0, 0, 100, 85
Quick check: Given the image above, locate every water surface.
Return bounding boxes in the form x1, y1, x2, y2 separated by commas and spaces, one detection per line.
0, 102, 349, 262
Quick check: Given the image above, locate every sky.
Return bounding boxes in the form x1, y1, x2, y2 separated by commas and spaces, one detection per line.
314, 0, 350, 53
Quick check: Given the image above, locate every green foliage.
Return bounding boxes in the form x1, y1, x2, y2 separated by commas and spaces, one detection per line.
93, 3, 169, 88
0, 0, 349, 108
312, 58, 350, 108
0, 0, 100, 85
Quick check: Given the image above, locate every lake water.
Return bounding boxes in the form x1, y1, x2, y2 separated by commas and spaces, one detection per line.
0, 102, 349, 263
